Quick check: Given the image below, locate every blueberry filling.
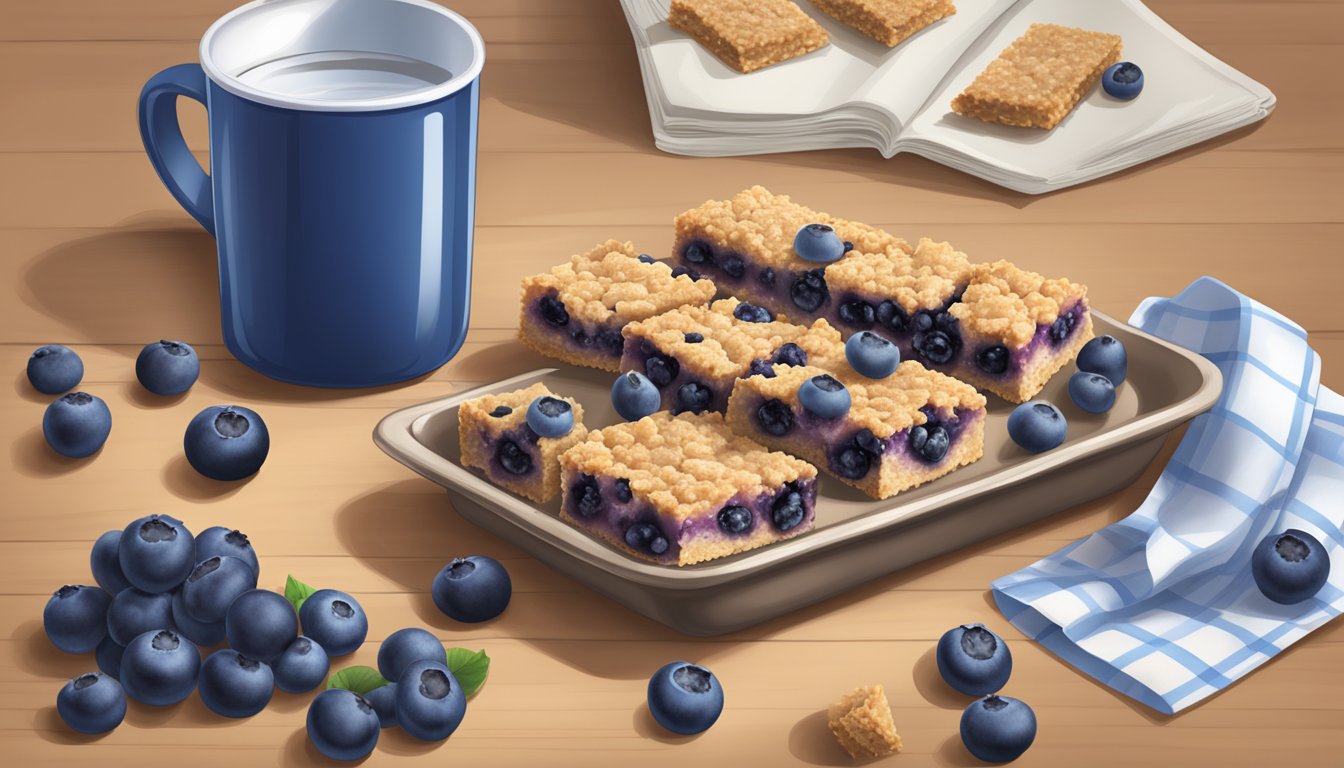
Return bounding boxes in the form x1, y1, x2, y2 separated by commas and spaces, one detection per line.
771, 484, 807, 532
716, 505, 752, 534
756, 399, 794, 436
733, 302, 774, 323
684, 242, 712, 265
843, 241, 855, 252
570, 329, 596, 349
748, 359, 776, 379
488, 405, 513, 418
624, 522, 669, 555
772, 343, 807, 367
758, 267, 776, 287
912, 312, 961, 365
674, 382, 713, 415
670, 266, 699, 280
908, 422, 951, 464
976, 345, 1010, 375
1049, 308, 1077, 344
831, 428, 883, 480
838, 299, 875, 327
790, 269, 829, 312
876, 300, 908, 333
637, 254, 656, 264
539, 295, 569, 327
645, 354, 680, 388
598, 328, 625, 356
496, 440, 532, 475
721, 254, 746, 278
570, 474, 602, 517
614, 478, 633, 503
684, 332, 704, 344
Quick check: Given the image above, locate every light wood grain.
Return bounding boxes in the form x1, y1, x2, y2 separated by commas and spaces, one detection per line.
3, 0, 1343, 766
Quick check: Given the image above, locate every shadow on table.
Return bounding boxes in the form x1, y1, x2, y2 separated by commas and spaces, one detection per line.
788, 708, 857, 766
9, 425, 97, 479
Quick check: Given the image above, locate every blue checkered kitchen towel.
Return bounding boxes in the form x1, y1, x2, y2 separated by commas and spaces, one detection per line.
991, 276, 1344, 714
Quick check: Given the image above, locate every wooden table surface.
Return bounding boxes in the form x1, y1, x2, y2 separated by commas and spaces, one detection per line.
3, 1, 1341, 766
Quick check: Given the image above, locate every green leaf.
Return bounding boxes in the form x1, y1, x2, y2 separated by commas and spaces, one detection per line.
445, 647, 490, 697
284, 574, 318, 613
326, 666, 390, 696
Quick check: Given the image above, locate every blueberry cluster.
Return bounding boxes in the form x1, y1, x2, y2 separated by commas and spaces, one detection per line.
911, 309, 962, 366
1069, 334, 1127, 414
934, 624, 1036, 763
831, 428, 883, 480
746, 343, 809, 381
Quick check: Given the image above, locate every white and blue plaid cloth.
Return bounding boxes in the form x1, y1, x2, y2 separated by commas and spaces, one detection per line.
991, 277, 1344, 714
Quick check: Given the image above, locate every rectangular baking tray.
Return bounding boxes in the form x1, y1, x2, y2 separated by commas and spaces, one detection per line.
374, 311, 1221, 636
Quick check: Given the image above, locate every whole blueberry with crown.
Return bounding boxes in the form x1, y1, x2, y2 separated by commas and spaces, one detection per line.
43, 392, 111, 458
27, 344, 83, 394
936, 624, 1013, 696
135, 339, 200, 395
647, 661, 724, 735
432, 556, 512, 623
1252, 529, 1330, 605
184, 405, 270, 481
960, 694, 1036, 763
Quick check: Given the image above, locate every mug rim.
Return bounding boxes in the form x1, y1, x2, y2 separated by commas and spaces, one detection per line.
199, 0, 485, 113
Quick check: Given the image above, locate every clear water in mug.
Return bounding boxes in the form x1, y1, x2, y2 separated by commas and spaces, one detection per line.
236, 51, 454, 101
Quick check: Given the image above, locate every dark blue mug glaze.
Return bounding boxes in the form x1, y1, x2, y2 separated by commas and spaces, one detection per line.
138, 0, 484, 387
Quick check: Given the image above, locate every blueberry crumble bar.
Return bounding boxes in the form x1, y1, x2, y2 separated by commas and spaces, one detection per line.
726, 360, 986, 499
620, 297, 841, 416
810, 0, 955, 48
669, 0, 830, 74
459, 383, 588, 504
519, 240, 717, 372
828, 685, 903, 759
558, 412, 818, 566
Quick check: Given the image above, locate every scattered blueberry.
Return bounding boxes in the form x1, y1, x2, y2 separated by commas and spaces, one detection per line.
960, 695, 1036, 763
57, 673, 126, 734
683, 332, 703, 344
1007, 402, 1068, 453
1102, 61, 1143, 100
1068, 371, 1117, 414
120, 629, 201, 706
845, 331, 900, 379
396, 661, 467, 742
27, 345, 83, 394
674, 382, 712, 415
181, 556, 258, 624
171, 588, 225, 646
644, 354, 680, 388
538, 295, 569, 327
771, 486, 807, 531
183, 405, 270, 481
637, 254, 656, 264
614, 478, 633, 503
612, 371, 662, 421
876, 300, 908, 333
225, 589, 297, 662
937, 624, 1013, 696
96, 635, 125, 679
908, 420, 951, 463
838, 299, 875, 327
790, 269, 829, 312
798, 374, 850, 419
489, 405, 512, 417
647, 661, 723, 735
721, 254, 746, 279
1252, 529, 1331, 605
976, 345, 1010, 375
733, 302, 773, 323
43, 392, 112, 458
525, 396, 574, 439
756, 399, 794, 436
569, 474, 603, 518
717, 505, 752, 534
793, 223, 846, 263
118, 514, 195, 594
43, 585, 111, 653
495, 440, 532, 475
377, 627, 444, 683
90, 530, 132, 596
135, 340, 200, 396
364, 682, 399, 728
1077, 335, 1128, 385
683, 242, 712, 265
773, 343, 808, 368
307, 688, 380, 761
199, 648, 274, 718
107, 588, 175, 646
432, 556, 512, 623
299, 589, 368, 657
273, 636, 330, 693
625, 522, 670, 556
194, 526, 260, 577
1048, 310, 1076, 344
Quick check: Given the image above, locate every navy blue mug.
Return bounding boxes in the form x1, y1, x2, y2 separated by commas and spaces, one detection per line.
138, 0, 484, 387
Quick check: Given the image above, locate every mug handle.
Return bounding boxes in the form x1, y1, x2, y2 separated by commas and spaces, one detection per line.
138, 63, 215, 235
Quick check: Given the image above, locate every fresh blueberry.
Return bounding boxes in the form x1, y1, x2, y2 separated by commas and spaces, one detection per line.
720, 254, 746, 279
1252, 529, 1331, 605
625, 522, 670, 555
364, 682, 399, 728
1102, 61, 1143, 100
57, 673, 126, 734
120, 629, 200, 706
299, 589, 368, 657
717, 505, 752, 534
525, 396, 574, 439
27, 345, 83, 394
396, 660, 467, 742
377, 627, 444, 683
846, 331, 900, 379
790, 269, 829, 312
225, 589, 297, 662
96, 635, 126, 679
637, 254, 656, 264
432, 555, 512, 623
876, 300, 908, 332
758, 267, 776, 287
683, 242, 712, 264
43, 392, 111, 458
793, 223, 846, 263
183, 405, 270, 481
118, 514, 195, 594
733, 302, 773, 323
170, 588, 225, 646
135, 339, 200, 396
683, 332, 704, 344
612, 371, 662, 421
798, 374, 850, 419
644, 354, 680, 388
908, 422, 951, 463
674, 382, 712, 415
1068, 371, 1117, 414
107, 588, 175, 646
1007, 402, 1068, 453
199, 648, 274, 718
1077, 335, 1128, 385
538, 295, 569, 327
614, 478, 633, 503
756, 399, 794, 436
307, 688, 380, 761
1048, 310, 1076, 344
90, 530, 132, 596
44, 585, 111, 653
569, 474, 603, 518
913, 329, 958, 365
976, 345, 1010, 375
838, 299, 875, 327
647, 662, 724, 735
495, 440, 532, 475
773, 343, 808, 368
181, 556, 258, 624
489, 405, 512, 417
937, 624, 1013, 696
194, 526, 260, 577
771, 486, 807, 532
273, 636, 330, 693
960, 695, 1036, 763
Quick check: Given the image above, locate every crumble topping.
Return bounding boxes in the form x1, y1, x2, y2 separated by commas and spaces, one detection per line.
828, 685, 903, 759
824, 237, 972, 312
458, 382, 586, 441
669, 0, 830, 74
949, 260, 1088, 347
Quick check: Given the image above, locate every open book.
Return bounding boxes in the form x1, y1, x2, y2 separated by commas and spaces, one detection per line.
619, 0, 1275, 193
